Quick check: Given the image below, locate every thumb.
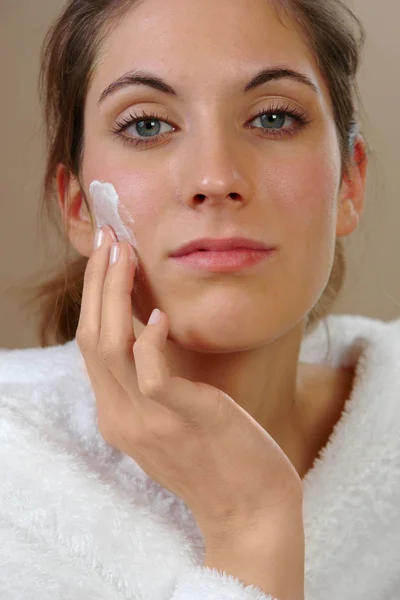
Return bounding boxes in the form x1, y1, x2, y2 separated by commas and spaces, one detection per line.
148, 308, 163, 327
133, 308, 171, 398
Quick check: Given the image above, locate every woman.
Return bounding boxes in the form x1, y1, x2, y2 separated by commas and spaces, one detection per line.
1, 0, 400, 598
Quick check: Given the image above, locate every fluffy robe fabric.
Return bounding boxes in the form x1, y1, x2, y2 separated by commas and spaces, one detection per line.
0, 313, 400, 599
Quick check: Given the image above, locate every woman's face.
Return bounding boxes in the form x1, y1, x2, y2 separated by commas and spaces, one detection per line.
81, 0, 346, 350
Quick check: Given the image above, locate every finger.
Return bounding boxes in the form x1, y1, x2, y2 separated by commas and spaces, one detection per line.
76, 226, 136, 436
99, 240, 139, 381
94, 237, 167, 425
101, 240, 138, 349
133, 310, 215, 424
132, 309, 170, 396
76, 226, 117, 348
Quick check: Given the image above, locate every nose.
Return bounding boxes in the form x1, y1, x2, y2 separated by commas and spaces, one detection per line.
177, 124, 254, 209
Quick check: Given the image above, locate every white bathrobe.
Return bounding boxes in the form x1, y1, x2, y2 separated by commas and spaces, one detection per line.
0, 313, 400, 599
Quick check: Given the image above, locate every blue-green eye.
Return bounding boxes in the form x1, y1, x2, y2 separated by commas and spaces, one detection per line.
253, 112, 287, 129
111, 102, 310, 148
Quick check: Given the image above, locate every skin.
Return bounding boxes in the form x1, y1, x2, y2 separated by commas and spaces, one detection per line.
57, 0, 368, 480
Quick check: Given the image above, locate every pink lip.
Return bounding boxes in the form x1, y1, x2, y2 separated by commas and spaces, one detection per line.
171, 237, 276, 258
170, 248, 276, 272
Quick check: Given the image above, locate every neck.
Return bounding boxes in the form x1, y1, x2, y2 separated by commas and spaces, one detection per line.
133, 315, 314, 475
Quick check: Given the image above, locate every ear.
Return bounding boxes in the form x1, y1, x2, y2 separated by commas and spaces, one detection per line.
56, 164, 95, 258
336, 135, 368, 238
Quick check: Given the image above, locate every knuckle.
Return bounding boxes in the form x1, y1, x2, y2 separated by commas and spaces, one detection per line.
138, 376, 163, 398
76, 327, 94, 351
83, 264, 98, 286
103, 278, 120, 299
98, 338, 119, 364
133, 339, 151, 355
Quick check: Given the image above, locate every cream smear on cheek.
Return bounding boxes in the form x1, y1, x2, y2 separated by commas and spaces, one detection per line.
88, 180, 139, 249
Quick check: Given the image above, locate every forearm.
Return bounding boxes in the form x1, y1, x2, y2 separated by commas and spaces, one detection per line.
203, 509, 305, 600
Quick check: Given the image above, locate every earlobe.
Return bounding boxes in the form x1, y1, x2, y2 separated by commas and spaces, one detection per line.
55, 164, 94, 257
336, 197, 360, 238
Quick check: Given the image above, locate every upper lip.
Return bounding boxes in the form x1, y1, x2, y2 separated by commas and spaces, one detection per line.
170, 237, 276, 257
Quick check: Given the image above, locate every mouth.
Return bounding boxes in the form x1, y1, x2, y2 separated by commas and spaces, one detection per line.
170, 247, 276, 273
171, 237, 277, 258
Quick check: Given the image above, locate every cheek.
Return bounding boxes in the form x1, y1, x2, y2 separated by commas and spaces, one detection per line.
265, 149, 341, 303
82, 151, 167, 231
265, 150, 340, 241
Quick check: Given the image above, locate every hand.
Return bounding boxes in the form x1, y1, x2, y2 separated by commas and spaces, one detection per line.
76, 226, 304, 542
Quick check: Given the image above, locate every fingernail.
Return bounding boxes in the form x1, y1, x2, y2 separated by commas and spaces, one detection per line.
107, 227, 118, 243
110, 243, 120, 265
148, 309, 161, 325
94, 228, 105, 250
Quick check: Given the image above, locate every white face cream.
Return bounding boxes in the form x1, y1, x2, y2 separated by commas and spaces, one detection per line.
89, 180, 138, 249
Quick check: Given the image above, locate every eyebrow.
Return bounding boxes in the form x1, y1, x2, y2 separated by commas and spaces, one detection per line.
98, 67, 319, 104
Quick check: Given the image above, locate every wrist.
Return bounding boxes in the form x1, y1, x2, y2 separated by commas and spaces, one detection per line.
203, 509, 305, 600
203, 501, 304, 553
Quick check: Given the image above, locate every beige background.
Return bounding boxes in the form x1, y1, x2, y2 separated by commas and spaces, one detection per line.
1, 0, 399, 350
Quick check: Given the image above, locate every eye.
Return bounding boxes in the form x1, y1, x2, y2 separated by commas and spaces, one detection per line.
246, 102, 310, 137
112, 109, 174, 146
250, 110, 294, 130
111, 102, 311, 148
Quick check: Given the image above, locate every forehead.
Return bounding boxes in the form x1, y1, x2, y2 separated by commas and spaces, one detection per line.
90, 0, 327, 102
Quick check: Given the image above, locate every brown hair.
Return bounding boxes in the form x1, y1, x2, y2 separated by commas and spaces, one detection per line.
20, 0, 367, 348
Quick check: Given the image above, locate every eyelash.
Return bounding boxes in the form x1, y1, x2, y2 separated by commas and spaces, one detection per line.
110, 102, 311, 148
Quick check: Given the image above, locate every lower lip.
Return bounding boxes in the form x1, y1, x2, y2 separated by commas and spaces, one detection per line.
171, 249, 276, 272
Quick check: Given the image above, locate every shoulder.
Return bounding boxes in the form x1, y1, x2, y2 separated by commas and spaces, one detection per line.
302, 313, 400, 365
0, 339, 89, 408
384, 315, 400, 333
0, 340, 84, 385
0, 339, 98, 443
323, 313, 400, 340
